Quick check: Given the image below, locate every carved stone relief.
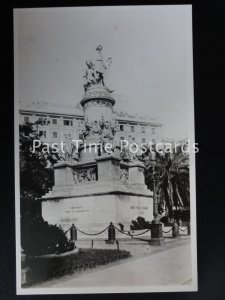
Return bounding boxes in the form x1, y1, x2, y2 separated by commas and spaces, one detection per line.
120, 167, 129, 183
72, 166, 97, 184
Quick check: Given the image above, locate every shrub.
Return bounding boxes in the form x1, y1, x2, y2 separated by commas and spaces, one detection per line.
130, 216, 151, 230
160, 209, 190, 225
180, 209, 190, 222
159, 215, 170, 225
21, 216, 70, 256
24, 249, 130, 286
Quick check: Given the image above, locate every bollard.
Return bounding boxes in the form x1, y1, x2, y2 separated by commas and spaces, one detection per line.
172, 221, 179, 238
70, 224, 77, 241
187, 223, 191, 235
108, 222, 116, 243
116, 240, 120, 251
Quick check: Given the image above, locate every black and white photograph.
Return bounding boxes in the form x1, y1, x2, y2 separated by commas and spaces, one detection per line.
14, 5, 197, 294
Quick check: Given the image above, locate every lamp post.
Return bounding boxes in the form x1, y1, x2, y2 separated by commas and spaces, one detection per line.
149, 148, 165, 246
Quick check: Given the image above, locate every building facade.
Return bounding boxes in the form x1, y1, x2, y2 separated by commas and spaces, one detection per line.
19, 100, 162, 146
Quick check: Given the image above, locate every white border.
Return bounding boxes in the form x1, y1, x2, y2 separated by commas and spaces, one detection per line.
14, 9, 22, 292
14, 5, 198, 295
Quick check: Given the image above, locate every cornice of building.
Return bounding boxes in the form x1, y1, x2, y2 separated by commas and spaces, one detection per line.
19, 100, 84, 117
19, 100, 163, 126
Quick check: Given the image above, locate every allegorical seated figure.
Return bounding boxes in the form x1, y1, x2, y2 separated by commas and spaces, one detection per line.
101, 121, 113, 140
91, 120, 102, 135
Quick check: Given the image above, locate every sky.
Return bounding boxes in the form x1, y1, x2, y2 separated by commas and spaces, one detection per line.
14, 5, 194, 140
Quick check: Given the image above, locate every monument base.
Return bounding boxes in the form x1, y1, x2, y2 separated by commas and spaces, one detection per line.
42, 192, 153, 233
41, 156, 153, 235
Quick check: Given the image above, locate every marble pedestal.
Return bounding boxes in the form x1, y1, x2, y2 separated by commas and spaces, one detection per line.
41, 156, 153, 233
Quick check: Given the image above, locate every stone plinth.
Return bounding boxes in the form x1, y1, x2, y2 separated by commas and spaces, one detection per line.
96, 155, 121, 182
54, 161, 75, 186
41, 156, 153, 233
79, 144, 100, 162
128, 162, 146, 185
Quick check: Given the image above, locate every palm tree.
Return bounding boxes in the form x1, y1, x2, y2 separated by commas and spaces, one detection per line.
142, 145, 190, 224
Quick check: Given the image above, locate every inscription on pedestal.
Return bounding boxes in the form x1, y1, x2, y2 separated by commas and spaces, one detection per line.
60, 203, 90, 224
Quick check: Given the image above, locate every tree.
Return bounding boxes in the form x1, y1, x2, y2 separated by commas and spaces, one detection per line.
20, 122, 68, 255
141, 144, 190, 223
20, 122, 57, 218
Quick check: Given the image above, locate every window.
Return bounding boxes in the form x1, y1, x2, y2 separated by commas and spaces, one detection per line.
152, 127, 156, 135
120, 125, 124, 131
131, 125, 135, 133
38, 117, 47, 122
141, 126, 145, 134
131, 137, 135, 142
64, 120, 72, 126
52, 131, 58, 138
39, 131, 46, 138
120, 137, 125, 140
24, 116, 29, 123
64, 133, 71, 139
38, 117, 48, 125
152, 138, 156, 144
142, 137, 146, 143
52, 118, 57, 125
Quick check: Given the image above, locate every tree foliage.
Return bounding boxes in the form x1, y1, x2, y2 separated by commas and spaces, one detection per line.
140, 145, 190, 222
20, 122, 68, 254
20, 122, 60, 217
21, 218, 70, 256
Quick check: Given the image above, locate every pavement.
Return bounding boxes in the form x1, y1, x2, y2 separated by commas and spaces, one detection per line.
32, 236, 193, 289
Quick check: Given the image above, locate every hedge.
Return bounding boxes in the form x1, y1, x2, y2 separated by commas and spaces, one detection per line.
23, 248, 130, 286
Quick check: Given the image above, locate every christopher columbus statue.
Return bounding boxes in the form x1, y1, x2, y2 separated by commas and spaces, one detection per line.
83, 45, 112, 92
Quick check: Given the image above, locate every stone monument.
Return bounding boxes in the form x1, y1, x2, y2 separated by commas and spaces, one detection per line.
41, 46, 153, 232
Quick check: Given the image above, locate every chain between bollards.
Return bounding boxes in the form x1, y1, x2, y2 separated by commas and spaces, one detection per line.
162, 227, 173, 234
67, 221, 190, 243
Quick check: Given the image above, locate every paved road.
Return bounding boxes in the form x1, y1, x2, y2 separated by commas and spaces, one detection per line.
44, 243, 192, 288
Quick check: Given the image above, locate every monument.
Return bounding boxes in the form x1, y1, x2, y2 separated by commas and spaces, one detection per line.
41, 46, 153, 232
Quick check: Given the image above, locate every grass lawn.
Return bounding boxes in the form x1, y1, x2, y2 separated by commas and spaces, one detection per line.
23, 248, 130, 286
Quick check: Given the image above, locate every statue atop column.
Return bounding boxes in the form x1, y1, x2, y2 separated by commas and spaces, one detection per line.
83, 45, 112, 92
